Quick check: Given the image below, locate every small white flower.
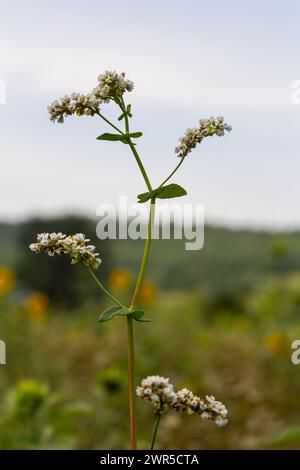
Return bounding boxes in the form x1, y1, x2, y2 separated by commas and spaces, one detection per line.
29, 243, 40, 253
150, 393, 160, 402
48, 93, 101, 123
204, 395, 228, 418
137, 375, 228, 426
93, 70, 134, 101
200, 411, 210, 421
29, 232, 101, 269
175, 117, 232, 158
48, 71, 133, 123
215, 416, 228, 427
136, 375, 176, 414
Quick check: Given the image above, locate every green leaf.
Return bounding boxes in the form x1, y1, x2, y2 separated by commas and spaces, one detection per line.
126, 104, 132, 117
130, 309, 151, 322
98, 306, 150, 323
98, 305, 125, 322
137, 183, 187, 203
118, 105, 132, 121
156, 183, 187, 199
129, 132, 142, 139
97, 132, 142, 143
97, 133, 127, 142
137, 191, 153, 203
137, 187, 164, 203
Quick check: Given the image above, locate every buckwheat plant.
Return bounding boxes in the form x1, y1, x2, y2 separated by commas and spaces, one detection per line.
30, 70, 231, 450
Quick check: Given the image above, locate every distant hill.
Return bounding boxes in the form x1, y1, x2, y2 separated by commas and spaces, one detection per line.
1, 219, 300, 299
112, 226, 300, 294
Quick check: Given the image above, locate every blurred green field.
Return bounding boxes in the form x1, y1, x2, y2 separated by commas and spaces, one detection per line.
1, 218, 300, 449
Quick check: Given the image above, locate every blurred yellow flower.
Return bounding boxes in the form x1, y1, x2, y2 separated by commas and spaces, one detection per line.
0, 266, 16, 296
264, 331, 287, 356
109, 268, 132, 292
25, 292, 50, 323
13, 379, 48, 420
138, 280, 157, 304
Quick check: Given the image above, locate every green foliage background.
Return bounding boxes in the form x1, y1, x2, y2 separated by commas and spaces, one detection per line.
1, 217, 300, 449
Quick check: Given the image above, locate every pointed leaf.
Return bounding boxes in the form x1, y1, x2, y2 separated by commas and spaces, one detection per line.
129, 132, 143, 139
137, 191, 153, 203
137, 184, 187, 203
97, 132, 142, 143
130, 309, 151, 322
97, 133, 126, 142
126, 104, 132, 117
98, 305, 124, 322
156, 183, 187, 199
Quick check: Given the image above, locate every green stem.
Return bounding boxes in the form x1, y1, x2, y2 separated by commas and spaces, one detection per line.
125, 199, 155, 450
150, 414, 161, 450
128, 142, 153, 192
130, 198, 156, 309
88, 268, 124, 307
96, 111, 124, 135
126, 315, 137, 449
115, 95, 155, 450
159, 156, 186, 187
120, 96, 152, 192
121, 96, 130, 134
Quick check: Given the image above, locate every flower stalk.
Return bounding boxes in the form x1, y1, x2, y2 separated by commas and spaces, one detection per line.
125, 197, 155, 448
31, 70, 232, 450
150, 414, 161, 451
126, 315, 137, 449
88, 268, 124, 308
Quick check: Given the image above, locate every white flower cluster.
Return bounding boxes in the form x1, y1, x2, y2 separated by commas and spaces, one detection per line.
93, 71, 134, 101
175, 389, 228, 427
136, 376, 228, 427
48, 93, 101, 123
48, 71, 134, 123
136, 376, 177, 414
175, 116, 232, 158
29, 232, 101, 269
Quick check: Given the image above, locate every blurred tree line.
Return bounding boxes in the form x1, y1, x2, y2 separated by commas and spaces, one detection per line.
14, 217, 111, 308
1, 217, 300, 310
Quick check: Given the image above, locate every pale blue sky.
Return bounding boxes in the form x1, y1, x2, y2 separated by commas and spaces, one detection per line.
1, 0, 300, 228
